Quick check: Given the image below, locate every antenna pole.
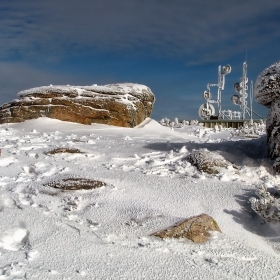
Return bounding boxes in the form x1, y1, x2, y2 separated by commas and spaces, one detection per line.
240, 61, 248, 119
199, 64, 231, 120
250, 80, 253, 122
218, 65, 222, 118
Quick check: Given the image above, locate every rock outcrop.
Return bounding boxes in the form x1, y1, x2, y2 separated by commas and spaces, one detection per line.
0, 83, 155, 127
153, 214, 221, 243
255, 61, 280, 171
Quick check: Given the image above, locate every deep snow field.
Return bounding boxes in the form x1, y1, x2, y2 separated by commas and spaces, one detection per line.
0, 117, 280, 279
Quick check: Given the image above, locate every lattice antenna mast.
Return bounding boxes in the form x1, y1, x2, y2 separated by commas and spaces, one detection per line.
250, 80, 253, 122
203, 65, 231, 119
198, 64, 231, 120
232, 60, 263, 119
240, 61, 248, 119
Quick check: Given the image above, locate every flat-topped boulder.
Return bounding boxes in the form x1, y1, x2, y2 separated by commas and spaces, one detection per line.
0, 83, 155, 127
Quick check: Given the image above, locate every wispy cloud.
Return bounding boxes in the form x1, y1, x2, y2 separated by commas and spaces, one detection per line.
0, 0, 279, 62
0, 0, 276, 120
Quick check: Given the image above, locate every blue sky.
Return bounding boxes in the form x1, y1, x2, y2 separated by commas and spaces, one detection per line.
0, 0, 280, 120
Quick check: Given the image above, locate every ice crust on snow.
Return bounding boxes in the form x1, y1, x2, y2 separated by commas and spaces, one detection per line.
0, 117, 279, 279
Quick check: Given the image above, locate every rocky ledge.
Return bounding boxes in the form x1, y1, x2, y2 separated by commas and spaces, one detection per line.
0, 83, 155, 127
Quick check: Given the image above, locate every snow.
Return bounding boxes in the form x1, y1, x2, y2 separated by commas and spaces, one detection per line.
0, 117, 280, 279
17, 83, 152, 99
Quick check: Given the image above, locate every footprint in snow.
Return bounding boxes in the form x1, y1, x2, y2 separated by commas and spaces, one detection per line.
17, 164, 66, 182
86, 219, 101, 231
0, 262, 26, 279
18, 193, 36, 207
16, 165, 37, 182
0, 156, 17, 167
0, 227, 30, 251
26, 250, 39, 261
0, 196, 18, 211
40, 166, 59, 177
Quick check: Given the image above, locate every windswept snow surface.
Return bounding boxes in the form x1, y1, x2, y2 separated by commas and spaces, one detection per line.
0, 117, 280, 279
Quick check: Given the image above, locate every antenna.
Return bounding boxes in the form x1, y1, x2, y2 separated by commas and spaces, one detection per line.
250, 81, 253, 122
231, 57, 263, 120
198, 64, 231, 120
198, 56, 263, 121
231, 61, 248, 119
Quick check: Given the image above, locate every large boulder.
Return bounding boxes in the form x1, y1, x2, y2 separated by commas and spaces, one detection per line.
255, 61, 280, 171
0, 83, 155, 127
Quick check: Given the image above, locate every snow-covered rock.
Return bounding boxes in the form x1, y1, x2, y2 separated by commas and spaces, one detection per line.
0, 83, 155, 127
255, 61, 280, 107
255, 61, 280, 171
250, 184, 280, 223
188, 149, 238, 175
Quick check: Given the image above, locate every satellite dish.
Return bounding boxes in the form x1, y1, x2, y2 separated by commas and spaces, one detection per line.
203, 90, 211, 100
240, 92, 248, 98
222, 64, 231, 75
240, 96, 246, 103
198, 103, 215, 120
234, 82, 241, 92
231, 94, 241, 105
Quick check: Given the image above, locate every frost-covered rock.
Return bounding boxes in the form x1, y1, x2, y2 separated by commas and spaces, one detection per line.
249, 184, 280, 223
0, 83, 155, 127
255, 61, 280, 107
230, 120, 266, 138
153, 213, 222, 243
255, 61, 280, 171
189, 149, 238, 175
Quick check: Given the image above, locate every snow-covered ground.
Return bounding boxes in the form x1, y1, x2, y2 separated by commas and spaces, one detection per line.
0, 117, 280, 279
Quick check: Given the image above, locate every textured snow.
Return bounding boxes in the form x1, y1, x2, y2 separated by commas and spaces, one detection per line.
0, 117, 280, 279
